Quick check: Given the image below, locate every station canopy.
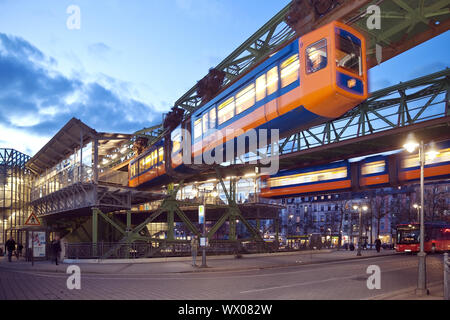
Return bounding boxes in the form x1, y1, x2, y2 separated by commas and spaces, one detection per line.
26, 117, 132, 175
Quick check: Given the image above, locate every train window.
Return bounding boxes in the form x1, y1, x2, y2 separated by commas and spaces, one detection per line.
139, 158, 145, 174
336, 31, 362, 76
218, 97, 235, 125
266, 66, 278, 95
158, 147, 164, 163
256, 74, 266, 101
281, 54, 300, 88
361, 160, 385, 175
306, 39, 327, 74
209, 107, 216, 129
151, 150, 157, 166
146, 154, 152, 169
202, 112, 209, 135
131, 163, 136, 177
194, 118, 202, 139
236, 83, 255, 114
172, 130, 181, 153
268, 166, 347, 188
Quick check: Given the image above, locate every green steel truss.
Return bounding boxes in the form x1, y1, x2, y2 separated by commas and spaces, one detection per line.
278, 68, 450, 155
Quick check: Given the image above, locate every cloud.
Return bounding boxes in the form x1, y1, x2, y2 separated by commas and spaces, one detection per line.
0, 33, 163, 156
88, 42, 111, 59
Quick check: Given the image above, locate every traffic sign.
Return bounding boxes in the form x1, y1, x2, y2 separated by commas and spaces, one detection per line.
198, 205, 205, 224
24, 212, 41, 226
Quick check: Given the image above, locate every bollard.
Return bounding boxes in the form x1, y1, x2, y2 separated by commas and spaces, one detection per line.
445, 252, 449, 300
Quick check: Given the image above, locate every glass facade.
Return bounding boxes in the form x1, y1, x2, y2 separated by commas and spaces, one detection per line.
31, 142, 93, 201
0, 149, 31, 246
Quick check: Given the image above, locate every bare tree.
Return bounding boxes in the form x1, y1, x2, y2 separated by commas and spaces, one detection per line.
369, 192, 387, 239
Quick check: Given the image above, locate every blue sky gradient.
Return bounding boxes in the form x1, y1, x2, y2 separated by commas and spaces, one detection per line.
0, 0, 449, 155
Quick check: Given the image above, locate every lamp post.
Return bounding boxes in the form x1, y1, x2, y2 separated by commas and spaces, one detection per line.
353, 204, 368, 256
403, 134, 437, 296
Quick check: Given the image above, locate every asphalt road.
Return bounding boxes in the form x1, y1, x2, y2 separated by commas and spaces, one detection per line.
0, 253, 445, 300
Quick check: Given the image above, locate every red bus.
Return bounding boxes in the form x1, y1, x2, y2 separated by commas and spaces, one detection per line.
396, 222, 450, 253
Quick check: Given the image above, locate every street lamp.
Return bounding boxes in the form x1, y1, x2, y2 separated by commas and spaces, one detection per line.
403, 134, 437, 296
353, 204, 368, 256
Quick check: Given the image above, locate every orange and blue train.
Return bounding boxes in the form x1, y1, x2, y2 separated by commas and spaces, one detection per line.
260, 140, 450, 198
129, 21, 368, 189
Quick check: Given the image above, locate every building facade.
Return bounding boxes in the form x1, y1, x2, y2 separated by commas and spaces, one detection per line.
0, 148, 31, 246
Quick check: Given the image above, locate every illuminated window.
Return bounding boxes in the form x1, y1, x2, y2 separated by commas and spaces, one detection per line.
306, 39, 327, 74
266, 66, 278, 95
202, 112, 209, 134
256, 74, 266, 101
151, 150, 157, 166
402, 148, 450, 168
131, 163, 136, 177
209, 107, 216, 129
171, 129, 181, 153
361, 160, 386, 175
281, 54, 299, 88
158, 147, 164, 163
139, 158, 145, 174
268, 167, 347, 188
218, 97, 235, 125
236, 83, 255, 114
194, 118, 202, 139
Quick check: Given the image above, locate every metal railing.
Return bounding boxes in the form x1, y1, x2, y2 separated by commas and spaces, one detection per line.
445, 252, 449, 300
65, 240, 278, 260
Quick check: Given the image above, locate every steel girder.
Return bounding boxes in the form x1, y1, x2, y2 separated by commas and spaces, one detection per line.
279, 68, 450, 155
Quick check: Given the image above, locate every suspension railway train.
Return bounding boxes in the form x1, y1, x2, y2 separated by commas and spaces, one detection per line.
260, 140, 450, 198
129, 21, 368, 188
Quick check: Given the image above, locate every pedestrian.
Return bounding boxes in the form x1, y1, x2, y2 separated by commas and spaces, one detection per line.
52, 236, 62, 265
5, 237, 16, 262
349, 243, 355, 251
190, 235, 199, 267
17, 243, 23, 259
375, 238, 381, 253
363, 239, 368, 250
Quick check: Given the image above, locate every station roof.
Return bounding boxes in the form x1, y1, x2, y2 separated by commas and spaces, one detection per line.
26, 118, 132, 175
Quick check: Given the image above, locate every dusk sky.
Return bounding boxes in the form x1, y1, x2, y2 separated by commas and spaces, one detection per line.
0, 0, 449, 156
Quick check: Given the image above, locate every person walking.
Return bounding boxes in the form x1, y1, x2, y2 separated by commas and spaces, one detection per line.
375, 238, 381, 253
190, 235, 199, 267
52, 236, 62, 265
5, 237, 16, 262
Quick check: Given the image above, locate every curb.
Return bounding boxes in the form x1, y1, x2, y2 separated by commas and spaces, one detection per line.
0, 252, 398, 275
367, 281, 443, 300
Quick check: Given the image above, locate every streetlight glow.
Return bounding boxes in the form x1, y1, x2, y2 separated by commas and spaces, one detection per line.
403, 133, 419, 153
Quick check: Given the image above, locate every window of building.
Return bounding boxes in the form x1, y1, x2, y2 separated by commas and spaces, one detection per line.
280, 54, 299, 88
266, 66, 278, 95
236, 83, 255, 114
194, 118, 202, 139
306, 39, 327, 74
218, 97, 235, 125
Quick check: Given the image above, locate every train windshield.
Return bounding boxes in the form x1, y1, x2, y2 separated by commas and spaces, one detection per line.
335, 29, 362, 76
397, 227, 420, 244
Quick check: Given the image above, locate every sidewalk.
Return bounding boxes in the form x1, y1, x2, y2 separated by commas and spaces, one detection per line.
369, 281, 444, 300
0, 249, 397, 275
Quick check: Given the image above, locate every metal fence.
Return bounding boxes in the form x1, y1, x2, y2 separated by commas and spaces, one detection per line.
64, 240, 280, 260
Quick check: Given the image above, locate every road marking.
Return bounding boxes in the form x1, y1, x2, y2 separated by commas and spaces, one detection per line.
239, 266, 420, 294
